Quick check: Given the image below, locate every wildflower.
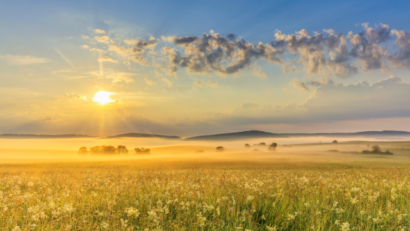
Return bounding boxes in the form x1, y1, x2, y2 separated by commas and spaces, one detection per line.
11, 226, 20, 231
266, 225, 277, 231
350, 198, 358, 204
360, 211, 366, 215
101, 222, 109, 229
341, 222, 350, 231
287, 214, 295, 220
335, 220, 340, 225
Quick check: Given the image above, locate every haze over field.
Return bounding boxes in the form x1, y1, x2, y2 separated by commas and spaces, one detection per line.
2, 0, 410, 230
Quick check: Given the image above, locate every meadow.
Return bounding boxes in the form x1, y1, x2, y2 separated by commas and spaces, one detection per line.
1, 137, 410, 230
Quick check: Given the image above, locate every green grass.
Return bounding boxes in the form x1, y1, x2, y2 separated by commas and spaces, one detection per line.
1, 159, 410, 230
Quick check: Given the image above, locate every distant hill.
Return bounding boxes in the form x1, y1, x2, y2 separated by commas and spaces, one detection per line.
185, 130, 285, 141
108, 133, 180, 139
0, 134, 91, 139
186, 130, 410, 141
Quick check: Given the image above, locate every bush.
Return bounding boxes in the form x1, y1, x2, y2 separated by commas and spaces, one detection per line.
244, 144, 251, 148
135, 148, 150, 154
116, 145, 128, 154
216, 146, 225, 152
332, 140, 338, 144
78, 147, 88, 155
268, 142, 277, 151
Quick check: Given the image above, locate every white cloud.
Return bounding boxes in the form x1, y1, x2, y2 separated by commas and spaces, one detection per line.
95, 36, 110, 43
94, 29, 106, 34
0, 55, 49, 65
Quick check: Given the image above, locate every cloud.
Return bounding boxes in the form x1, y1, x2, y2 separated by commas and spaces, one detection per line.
98, 56, 118, 63
81, 35, 89, 39
0, 55, 49, 65
162, 77, 172, 86
194, 79, 220, 88
66, 93, 87, 101
144, 77, 155, 86
162, 32, 282, 77
290, 79, 310, 91
251, 62, 267, 79
155, 24, 410, 78
104, 72, 135, 83
82, 45, 89, 49
94, 29, 106, 34
95, 36, 110, 43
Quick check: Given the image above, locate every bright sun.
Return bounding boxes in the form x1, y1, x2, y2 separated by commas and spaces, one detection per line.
93, 91, 114, 105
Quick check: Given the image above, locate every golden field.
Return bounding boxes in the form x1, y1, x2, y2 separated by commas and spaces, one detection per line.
1, 138, 410, 230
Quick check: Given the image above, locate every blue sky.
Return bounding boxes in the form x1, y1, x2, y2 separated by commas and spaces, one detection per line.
1, 0, 410, 136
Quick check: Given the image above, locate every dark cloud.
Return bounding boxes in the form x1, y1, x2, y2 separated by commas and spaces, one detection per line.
159, 24, 410, 78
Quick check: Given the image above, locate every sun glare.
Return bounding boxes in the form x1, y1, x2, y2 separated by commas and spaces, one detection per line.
93, 91, 114, 105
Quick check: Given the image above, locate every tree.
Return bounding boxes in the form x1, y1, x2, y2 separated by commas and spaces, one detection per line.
268, 142, 277, 151
116, 145, 128, 154
244, 144, 251, 148
135, 148, 150, 154
90, 146, 101, 154
371, 145, 381, 153
216, 146, 225, 152
78, 146, 88, 155
332, 140, 338, 144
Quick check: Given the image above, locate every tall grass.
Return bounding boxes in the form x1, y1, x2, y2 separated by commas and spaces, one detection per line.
0, 162, 409, 230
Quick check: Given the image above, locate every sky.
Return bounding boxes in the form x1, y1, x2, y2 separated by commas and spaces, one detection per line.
1, 0, 410, 137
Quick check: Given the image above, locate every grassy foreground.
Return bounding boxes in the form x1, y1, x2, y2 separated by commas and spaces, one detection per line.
1, 160, 409, 231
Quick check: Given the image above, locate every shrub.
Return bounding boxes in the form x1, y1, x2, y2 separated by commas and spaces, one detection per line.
244, 144, 251, 148
135, 148, 150, 154
332, 140, 338, 144
78, 146, 88, 155
116, 145, 128, 154
268, 142, 277, 151
216, 146, 225, 152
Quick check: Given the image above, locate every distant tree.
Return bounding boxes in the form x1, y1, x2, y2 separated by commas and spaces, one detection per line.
78, 146, 88, 155
135, 148, 150, 154
116, 145, 128, 154
90, 146, 101, 154
371, 145, 381, 153
332, 140, 338, 144
268, 142, 278, 151
216, 146, 225, 152
101, 145, 116, 154
259, 142, 266, 146
244, 144, 251, 148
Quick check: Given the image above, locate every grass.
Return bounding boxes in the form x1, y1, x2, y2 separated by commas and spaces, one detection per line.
1, 140, 410, 230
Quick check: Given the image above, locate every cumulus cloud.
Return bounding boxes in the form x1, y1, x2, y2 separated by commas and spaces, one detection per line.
66, 93, 87, 101
107, 37, 157, 66
105, 72, 135, 83
157, 24, 410, 78
98, 56, 118, 63
144, 77, 155, 86
82, 45, 89, 49
0, 55, 49, 65
290, 79, 310, 91
162, 32, 282, 77
94, 29, 106, 34
162, 77, 172, 86
251, 62, 267, 79
95, 36, 110, 43
194, 78, 220, 88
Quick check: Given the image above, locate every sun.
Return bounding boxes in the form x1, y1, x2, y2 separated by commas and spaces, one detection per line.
93, 91, 114, 105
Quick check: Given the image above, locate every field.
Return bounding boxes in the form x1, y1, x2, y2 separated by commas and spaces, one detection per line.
1, 137, 410, 230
